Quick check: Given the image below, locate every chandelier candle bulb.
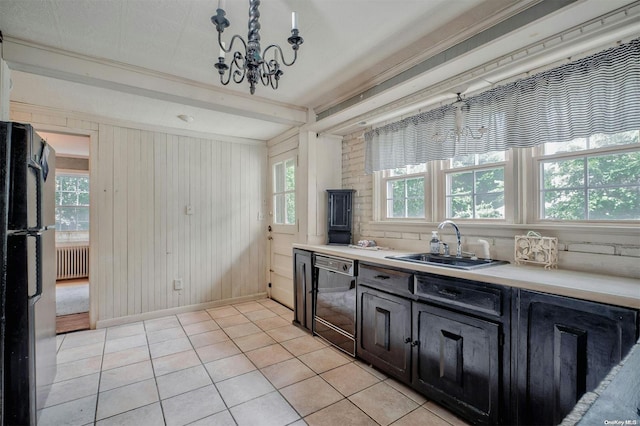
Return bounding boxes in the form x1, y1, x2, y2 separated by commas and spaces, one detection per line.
218, 0, 225, 10
292, 12, 298, 30
219, 42, 225, 59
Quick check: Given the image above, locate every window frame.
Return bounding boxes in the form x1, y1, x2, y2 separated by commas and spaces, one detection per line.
531, 139, 640, 224
440, 150, 513, 222
271, 155, 297, 231
375, 151, 516, 224
377, 164, 432, 222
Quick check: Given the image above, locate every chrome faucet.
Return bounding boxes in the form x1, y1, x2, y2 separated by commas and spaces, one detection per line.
437, 220, 462, 258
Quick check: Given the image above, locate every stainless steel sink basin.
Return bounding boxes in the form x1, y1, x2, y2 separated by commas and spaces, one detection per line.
385, 253, 508, 270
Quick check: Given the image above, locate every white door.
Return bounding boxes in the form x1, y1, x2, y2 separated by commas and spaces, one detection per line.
268, 149, 298, 308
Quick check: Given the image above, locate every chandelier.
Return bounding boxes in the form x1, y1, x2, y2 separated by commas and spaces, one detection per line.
211, 0, 304, 95
433, 93, 488, 142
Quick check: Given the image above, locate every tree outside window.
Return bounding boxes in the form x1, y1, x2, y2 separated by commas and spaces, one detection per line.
540, 131, 639, 221
273, 158, 296, 225
446, 151, 506, 219
55, 174, 89, 231
384, 164, 426, 219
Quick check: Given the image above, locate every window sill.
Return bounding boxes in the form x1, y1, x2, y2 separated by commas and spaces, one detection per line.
366, 220, 640, 237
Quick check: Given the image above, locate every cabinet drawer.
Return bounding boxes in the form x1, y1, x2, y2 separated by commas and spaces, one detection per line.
358, 263, 413, 297
415, 274, 503, 317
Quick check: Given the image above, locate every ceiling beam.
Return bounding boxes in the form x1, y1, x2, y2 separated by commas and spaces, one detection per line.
2, 38, 308, 127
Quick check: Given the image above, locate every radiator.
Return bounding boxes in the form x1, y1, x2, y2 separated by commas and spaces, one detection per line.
56, 245, 89, 280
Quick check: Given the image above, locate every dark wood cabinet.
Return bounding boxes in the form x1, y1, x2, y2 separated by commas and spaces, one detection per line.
413, 273, 510, 424
357, 285, 412, 382
327, 189, 354, 245
293, 249, 313, 332
412, 302, 501, 424
301, 251, 639, 425
515, 290, 638, 425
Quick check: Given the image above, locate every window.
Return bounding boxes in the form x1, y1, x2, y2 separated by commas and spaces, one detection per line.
273, 158, 296, 225
382, 164, 426, 219
445, 151, 506, 219
538, 131, 640, 221
55, 174, 89, 231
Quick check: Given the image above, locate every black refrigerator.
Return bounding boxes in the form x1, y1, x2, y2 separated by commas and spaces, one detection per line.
0, 121, 57, 425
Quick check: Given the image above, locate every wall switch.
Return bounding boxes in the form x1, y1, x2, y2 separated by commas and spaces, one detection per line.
185, 205, 193, 215
173, 279, 183, 290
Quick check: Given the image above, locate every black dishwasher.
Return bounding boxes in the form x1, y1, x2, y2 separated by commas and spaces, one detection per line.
313, 253, 357, 356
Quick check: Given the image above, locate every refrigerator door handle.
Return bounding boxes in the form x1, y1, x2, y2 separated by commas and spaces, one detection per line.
27, 159, 43, 230
27, 231, 43, 303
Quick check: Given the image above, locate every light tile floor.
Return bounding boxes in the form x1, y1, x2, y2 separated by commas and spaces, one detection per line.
42, 299, 469, 426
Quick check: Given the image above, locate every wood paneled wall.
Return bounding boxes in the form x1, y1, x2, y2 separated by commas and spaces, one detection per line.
12, 106, 268, 325
94, 124, 267, 321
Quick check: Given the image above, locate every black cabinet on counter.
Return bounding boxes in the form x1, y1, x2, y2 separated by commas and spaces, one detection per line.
514, 290, 638, 425
327, 189, 355, 245
292, 249, 313, 332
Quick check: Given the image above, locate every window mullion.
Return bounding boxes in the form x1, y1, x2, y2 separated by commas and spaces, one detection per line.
584, 157, 589, 220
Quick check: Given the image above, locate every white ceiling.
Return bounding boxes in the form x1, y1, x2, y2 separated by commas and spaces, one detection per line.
1, 0, 638, 140
39, 131, 90, 158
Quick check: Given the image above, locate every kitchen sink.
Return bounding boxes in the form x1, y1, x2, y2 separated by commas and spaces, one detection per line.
385, 253, 508, 270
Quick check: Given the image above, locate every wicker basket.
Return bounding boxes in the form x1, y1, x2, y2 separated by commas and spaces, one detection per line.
514, 231, 558, 269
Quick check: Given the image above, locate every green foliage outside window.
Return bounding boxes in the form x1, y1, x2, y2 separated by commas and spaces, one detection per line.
274, 158, 296, 225
447, 151, 506, 219
447, 167, 505, 219
387, 177, 425, 218
542, 149, 640, 220
55, 175, 90, 231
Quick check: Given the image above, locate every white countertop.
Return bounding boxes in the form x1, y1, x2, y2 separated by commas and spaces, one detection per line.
294, 243, 640, 309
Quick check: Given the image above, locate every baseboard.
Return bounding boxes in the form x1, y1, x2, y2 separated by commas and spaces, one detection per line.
95, 292, 269, 329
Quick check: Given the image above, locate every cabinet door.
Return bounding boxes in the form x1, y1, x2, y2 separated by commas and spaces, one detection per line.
358, 286, 412, 382
515, 290, 637, 425
328, 190, 352, 231
293, 249, 313, 332
413, 302, 501, 424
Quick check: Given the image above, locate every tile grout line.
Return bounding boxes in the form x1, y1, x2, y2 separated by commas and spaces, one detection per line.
143, 315, 169, 426
47, 299, 464, 426
206, 302, 303, 425
93, 326, 107, 425
178, 309, 237, 425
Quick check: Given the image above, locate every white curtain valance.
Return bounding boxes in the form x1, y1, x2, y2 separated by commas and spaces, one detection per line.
364, 38, 640, 174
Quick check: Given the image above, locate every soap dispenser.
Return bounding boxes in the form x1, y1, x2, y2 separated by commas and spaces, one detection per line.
430, 231, 440, 254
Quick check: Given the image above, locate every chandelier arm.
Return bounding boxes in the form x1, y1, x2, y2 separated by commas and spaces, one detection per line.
230, 52, 246, 84
262, 44, 298, 67
269, 73, 279, 90
219, 33, 248, 55
258, 60, 281, 90
258, 62, 271, 87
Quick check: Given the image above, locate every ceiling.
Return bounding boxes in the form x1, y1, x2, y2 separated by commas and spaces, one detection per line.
39, 131, 90, 157
1, 0, 639, 141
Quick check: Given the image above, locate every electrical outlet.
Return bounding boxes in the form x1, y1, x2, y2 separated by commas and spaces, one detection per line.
173, 279, 183, 290
185, 205, 193, 215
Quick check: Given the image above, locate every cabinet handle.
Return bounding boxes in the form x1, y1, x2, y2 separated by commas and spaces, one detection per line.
374, 275, 390, 280
411, 340, 420, 347
438, 288, 460, 298
404, 337, 411, 344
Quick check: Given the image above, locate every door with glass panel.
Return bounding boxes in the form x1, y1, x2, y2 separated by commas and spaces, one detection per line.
268, 150, 297, 308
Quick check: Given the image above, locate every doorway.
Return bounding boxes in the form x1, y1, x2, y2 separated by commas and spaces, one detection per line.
39, 132, 91, 334
268, 144, 298, 309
